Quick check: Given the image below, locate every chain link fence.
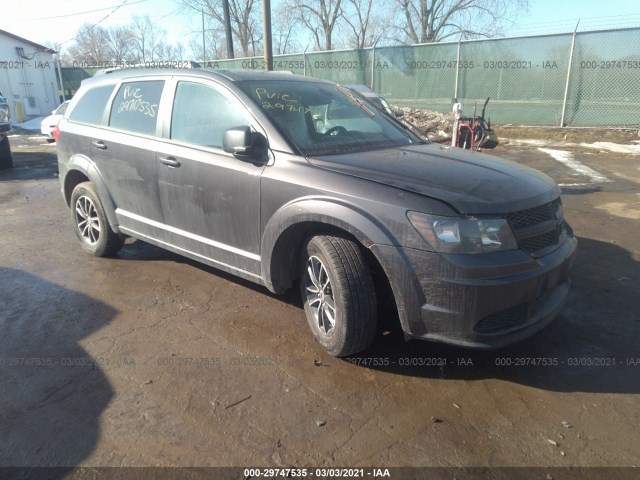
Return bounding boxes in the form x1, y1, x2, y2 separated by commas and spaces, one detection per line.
58, 27, 640, 127
208, 27, 640, 128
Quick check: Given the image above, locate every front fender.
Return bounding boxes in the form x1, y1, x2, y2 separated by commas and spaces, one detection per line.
260, 196, 395, 293
261, 196, 397, 292
260, 196, 424, 335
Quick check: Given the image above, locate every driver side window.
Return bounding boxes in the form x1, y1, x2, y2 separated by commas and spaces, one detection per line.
170, 81, 249, 149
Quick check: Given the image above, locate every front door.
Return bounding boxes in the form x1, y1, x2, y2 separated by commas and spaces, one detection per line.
156, 79, 264, 276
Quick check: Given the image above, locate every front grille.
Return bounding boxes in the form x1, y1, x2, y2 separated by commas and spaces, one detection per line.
519, 229, 559, 253
505, 198, 563, 255
505, 198, 559, 229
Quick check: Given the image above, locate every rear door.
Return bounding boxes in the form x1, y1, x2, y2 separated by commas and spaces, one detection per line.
92, 79, 168, 239
156, 78, 265, 275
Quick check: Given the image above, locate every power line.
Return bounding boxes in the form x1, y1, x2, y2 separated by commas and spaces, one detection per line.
59, 0, 144, 46
29, 0, 148, 21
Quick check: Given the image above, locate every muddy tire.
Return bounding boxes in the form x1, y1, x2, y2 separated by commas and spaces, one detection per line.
70, 182, 124, 257
0, 136, 13, 170
300, 234, 377, 357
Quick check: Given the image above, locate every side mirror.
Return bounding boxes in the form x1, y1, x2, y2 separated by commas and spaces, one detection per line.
393, 107, 404, 118
223, 126, 253, 155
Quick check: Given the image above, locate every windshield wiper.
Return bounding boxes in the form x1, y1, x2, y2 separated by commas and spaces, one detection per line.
336, 85, 376, 117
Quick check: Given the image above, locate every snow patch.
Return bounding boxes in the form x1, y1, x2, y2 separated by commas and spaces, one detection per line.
505, 137, 640, 155
537, 148, 611, 184
504, 138, 551, 147
578, 142, 640, 155
15, 117, 44, 131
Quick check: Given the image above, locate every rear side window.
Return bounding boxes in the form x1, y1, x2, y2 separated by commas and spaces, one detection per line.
109, 80, 164, 136
56, 102, 69, 115
170, 81, 250, 148
68, 85, 114, 125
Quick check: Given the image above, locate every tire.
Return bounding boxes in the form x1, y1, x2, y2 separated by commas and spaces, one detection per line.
0, 136, 13, 170
70, 182, 124, 257
300, 234, 377, 357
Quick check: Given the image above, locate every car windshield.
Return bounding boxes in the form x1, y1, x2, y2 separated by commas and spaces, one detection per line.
238, 80, 419, 156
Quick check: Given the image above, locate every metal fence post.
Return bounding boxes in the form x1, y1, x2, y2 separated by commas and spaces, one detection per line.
370, 46, 376, 90
560, 22, 580, 127
454, 39, 461, 100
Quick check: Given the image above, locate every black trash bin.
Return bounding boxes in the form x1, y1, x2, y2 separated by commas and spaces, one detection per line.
0, 135, 13, 170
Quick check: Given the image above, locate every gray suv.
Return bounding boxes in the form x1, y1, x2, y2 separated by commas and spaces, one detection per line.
57, 69, 577, 356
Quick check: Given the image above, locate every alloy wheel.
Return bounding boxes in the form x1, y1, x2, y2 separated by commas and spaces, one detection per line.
304, 255, 336, 336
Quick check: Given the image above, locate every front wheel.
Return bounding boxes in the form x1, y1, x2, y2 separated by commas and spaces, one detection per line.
300, 234, 377, 357
70, 182, 124, 257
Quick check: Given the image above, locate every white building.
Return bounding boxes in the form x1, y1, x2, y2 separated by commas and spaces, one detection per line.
0, 29, 59, 122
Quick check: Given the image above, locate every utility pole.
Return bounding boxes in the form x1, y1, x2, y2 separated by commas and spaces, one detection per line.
55, 53, 66, 102
201, 8, 206, 64
262, 0, 273, 70
222, 0, 234, 59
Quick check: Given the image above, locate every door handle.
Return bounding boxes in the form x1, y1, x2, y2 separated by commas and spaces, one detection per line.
159, 156, 181, 168
92, 140, 107, 150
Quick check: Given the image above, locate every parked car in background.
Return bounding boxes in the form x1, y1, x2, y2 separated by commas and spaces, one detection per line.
0, 92, 12, 169
41, 101, 70, 142
343, 84, 404, 118
57, 69, 577, 357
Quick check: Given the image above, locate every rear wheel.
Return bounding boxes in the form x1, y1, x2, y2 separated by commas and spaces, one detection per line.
300, 234, 377, 357
70, 182, 124, 257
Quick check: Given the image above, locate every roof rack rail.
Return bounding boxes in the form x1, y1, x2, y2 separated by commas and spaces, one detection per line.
94, 60, 201, 76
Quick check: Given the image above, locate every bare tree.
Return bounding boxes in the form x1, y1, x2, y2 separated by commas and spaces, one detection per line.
105, 25, 134, 63
341, 0, 390, 48
44, 41, 63, 54
174, 42, 186, 61
65, 19, 188, 65
153, 41, 186, 61
180, 0, 261, 58
189, 22, 228, 61
129, 16, 166, 62
272, 4, 301, 54
67, 24, 112, 64
395, 0, 529, 44
287, 0, 343, 51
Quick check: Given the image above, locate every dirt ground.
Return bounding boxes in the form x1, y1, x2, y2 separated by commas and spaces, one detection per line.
0, 127, 639, 478
498, 125, 640, 144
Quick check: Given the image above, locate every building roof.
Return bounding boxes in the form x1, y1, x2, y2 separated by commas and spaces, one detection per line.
0, 29, 56, 54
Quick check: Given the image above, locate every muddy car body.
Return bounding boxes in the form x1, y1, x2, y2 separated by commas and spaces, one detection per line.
56, 68, 577, 356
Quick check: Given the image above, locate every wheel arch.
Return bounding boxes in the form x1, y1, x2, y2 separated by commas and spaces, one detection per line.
63, 154, 120, 233
261, 197, 395, 294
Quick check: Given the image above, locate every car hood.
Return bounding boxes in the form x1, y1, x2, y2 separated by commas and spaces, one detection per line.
307, 143, 560, 214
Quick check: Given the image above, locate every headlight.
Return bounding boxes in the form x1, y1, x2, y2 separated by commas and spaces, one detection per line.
407, 211, 518, 254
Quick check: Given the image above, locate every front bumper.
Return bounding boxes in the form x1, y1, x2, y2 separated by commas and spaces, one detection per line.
371, 234, 577, 349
